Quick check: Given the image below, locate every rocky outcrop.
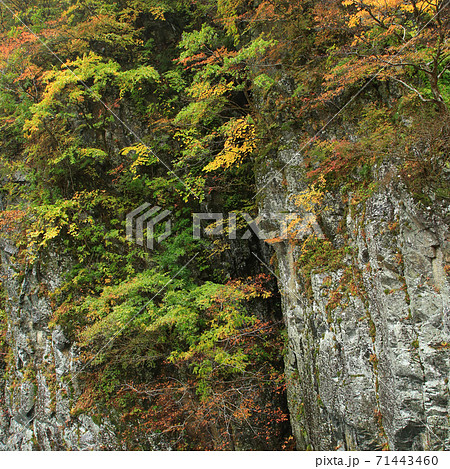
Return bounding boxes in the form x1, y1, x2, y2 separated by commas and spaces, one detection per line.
259, 142, 450, 450
0, 245, 118, 450
1, 147, 448, 450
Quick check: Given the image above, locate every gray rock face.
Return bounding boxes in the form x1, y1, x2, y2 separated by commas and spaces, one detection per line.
258, 145, 450, 450
0, 248, 118, 450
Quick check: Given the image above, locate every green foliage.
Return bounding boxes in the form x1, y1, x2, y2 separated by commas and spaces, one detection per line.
118, 66, 161, 98
77, 273, 269, 381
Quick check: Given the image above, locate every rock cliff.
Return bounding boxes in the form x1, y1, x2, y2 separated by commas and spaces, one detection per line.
0, 244, 118, 450
0, 0, 449, 448
259, 142, 450, 450
1, 141, 449, 451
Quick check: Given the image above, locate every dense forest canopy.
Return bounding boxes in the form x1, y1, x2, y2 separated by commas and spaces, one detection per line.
0, 0, 448, 450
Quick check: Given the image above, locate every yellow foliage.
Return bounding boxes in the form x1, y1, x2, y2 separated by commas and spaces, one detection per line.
120, 143, 157, 176
203, 117, 256, 172
343, 0, 438, 26
283, 175, 327, 240
217, 0, 245, 42
148, 6, 166, 21
290, 174, 326, 213
189, 81, 233, 100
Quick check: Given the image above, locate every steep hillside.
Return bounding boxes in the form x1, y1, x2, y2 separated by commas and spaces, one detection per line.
0, 0, 449, 450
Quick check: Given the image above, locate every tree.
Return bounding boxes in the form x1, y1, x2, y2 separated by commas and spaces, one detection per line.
323, 0, 450, 113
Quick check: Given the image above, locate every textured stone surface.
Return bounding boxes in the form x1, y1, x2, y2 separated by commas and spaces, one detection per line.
258, 145, 450, 450
0, 248, 119, 450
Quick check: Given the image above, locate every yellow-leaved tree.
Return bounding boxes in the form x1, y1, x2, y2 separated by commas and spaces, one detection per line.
203, 116, 257, 172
